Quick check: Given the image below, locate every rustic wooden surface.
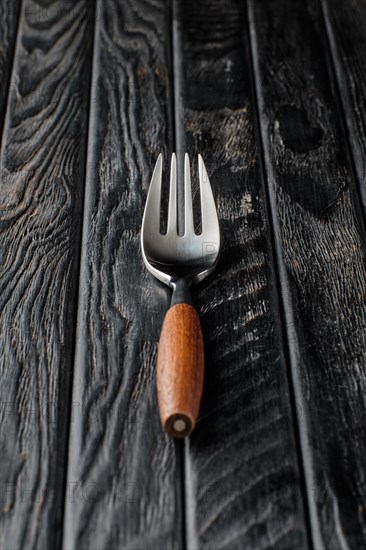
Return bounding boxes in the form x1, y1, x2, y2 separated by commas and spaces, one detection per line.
249, 0, 366, 547
173, 1, 308, 548
0, 1, 94, 548
63, 1, 182, 549
0, 0, 365, 549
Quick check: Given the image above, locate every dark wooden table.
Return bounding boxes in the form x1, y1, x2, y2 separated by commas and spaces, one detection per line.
1, 1, 366, 549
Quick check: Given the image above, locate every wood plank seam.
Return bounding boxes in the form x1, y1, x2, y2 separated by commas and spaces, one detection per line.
320, 0, 366, 237
58, 1, 98, 549
246, 1, 325, 548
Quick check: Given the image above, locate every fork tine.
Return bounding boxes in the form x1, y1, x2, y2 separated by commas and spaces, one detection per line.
198, 154, 218, 233
167, 153, 177, 233
142, 153, 163, 235
184, 153, 194, 234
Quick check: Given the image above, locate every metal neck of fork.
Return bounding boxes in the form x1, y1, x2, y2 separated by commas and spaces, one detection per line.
170, 278, 193, 307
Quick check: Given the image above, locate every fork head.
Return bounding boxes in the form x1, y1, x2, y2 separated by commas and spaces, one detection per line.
141, 153, 220, 288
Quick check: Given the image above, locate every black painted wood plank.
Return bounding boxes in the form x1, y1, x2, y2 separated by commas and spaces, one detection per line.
173, 1, 308, 548
248, 0, 366, 547
0, 1, 94, 548
63, 2, 182, 549
321, 0, 366, 221
0, 0, 21, 129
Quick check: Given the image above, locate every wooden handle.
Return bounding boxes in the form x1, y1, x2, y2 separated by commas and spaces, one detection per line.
157, 303, 204, 438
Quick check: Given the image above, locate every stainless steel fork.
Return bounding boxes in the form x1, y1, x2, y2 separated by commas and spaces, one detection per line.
141, 153, 220, 437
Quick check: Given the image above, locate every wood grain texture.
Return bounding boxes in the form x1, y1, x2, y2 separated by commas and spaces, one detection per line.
248, 0, 366, 547
0, 0, 20, 131
321, 0, 366, 221
0, 1, 93, 549
63, 1, 182, 549
173, 1, 308, 548
157, 303, 204, 438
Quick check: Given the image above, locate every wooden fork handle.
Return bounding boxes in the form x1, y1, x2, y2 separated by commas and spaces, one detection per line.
157, 303, 204, 438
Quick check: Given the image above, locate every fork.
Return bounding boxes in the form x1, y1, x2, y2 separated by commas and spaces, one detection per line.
141, 153, 220, 438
